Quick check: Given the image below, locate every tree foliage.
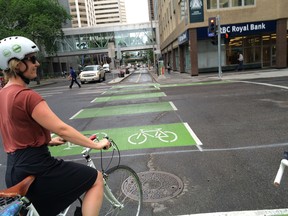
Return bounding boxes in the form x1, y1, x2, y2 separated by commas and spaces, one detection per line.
0, 0, 70, 54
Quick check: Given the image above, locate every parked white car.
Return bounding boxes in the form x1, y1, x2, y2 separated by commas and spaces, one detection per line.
103, 63, 110, 73
79, 65, 105, 84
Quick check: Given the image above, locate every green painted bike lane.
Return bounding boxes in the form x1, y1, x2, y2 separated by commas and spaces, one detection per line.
92, 92, 166, 103
50, 83, 228, 157
50, 122, 202, 157
71, 101, 176, 119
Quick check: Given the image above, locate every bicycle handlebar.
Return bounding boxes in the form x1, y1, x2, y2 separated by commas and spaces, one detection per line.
274, 159, 288, 187
81, 134, 113, 155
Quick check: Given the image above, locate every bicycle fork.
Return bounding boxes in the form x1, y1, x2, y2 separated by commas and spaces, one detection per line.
103, 176, 124, 209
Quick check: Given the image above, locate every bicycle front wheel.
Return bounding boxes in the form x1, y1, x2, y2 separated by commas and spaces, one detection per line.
100, 165, 143, 216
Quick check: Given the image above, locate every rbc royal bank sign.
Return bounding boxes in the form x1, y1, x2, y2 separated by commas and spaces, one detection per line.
220, 21, 276, 35
199, 20, 276, 39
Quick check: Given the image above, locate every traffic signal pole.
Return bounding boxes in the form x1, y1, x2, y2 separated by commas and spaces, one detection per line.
217, 15, 222, 78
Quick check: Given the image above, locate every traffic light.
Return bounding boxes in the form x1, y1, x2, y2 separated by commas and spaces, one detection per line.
224, 33, 230, 44
211, 35, 218, 45
208, 17, 217, 36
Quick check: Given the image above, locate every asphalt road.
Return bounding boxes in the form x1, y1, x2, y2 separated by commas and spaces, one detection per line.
1, 69, 288, 215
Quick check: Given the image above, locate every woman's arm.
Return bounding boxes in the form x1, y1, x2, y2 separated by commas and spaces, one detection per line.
32, 100, 110, 150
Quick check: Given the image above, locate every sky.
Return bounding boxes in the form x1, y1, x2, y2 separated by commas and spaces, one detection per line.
125, 0, 149, 23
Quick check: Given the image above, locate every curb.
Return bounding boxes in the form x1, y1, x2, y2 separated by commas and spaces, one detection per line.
108, 69, 134, 84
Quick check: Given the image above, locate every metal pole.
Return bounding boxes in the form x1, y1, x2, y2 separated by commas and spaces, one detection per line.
217, 15, 222, 78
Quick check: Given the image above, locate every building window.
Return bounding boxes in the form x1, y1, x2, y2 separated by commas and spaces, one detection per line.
231, 0, 242, 7
244, 0, 255, 6
219, 0, 229, 8
207, 0, 217, 9
180, 0, 187, 20
207, 0, 255, 9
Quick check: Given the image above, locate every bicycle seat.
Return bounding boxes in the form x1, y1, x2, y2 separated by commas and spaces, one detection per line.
0, 175, 35, 197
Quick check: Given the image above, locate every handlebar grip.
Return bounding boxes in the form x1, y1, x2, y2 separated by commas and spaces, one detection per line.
89, 134, 97, 140
274, 159, 288, 187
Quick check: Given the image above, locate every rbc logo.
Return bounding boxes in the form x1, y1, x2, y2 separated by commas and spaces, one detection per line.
221, 26, 231, 34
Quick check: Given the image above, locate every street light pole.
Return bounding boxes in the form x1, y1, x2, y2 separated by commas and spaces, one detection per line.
217, 15, 222, 78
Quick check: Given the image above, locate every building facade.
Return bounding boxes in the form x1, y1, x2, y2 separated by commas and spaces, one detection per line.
65, 0, 126, 28
68, 0, 96, 28
158, 0, 288, 75
94, 0, 126, 25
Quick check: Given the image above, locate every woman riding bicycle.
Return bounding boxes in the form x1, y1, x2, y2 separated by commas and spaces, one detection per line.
0, 36, 110, 216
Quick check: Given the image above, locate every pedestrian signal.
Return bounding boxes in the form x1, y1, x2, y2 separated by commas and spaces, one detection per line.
224, 33, 230, 44
208, 17, 217, 36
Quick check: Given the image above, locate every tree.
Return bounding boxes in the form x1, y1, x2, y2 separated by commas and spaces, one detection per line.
0, 0, 70, 55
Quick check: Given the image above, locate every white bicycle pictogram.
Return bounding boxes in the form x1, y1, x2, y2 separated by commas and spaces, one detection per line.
128, 128, 177, 145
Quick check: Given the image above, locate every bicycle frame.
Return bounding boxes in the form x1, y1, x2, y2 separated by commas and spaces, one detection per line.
1, 135, 134, 216
82, 145, 124, 209
25, 203, 40, 216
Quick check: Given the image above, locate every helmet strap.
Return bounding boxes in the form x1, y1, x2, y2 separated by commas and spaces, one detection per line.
17, 61, 30, 85
17, 72, 30, 85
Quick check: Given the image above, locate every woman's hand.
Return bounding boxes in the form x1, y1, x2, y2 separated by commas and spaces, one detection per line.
98, 138, 111, 150
49, 137, 67, 146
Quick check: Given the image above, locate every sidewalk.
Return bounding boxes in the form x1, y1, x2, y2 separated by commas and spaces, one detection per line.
148, 67, 288, 84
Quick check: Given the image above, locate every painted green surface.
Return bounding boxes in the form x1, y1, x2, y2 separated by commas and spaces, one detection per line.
72, 102, 174, 119
49, 123, 198, 157
104, 87, 158, 94
111, 83, 156, 89
159, 80, 231, 88
92, 92, 166, 103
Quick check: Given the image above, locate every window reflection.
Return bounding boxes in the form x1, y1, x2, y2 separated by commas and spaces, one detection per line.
219, 0, 229, 8
56, 29, 154, 53
207, 0, 255, 9
225, 34, 276, 67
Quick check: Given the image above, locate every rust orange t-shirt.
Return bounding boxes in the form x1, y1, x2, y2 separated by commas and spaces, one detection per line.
0, 84, 51, 153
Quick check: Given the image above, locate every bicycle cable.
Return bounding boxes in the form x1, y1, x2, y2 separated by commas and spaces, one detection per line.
100, 139, 121, 172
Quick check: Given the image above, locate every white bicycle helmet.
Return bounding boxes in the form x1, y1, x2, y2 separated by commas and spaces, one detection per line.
0, 36, 39, 70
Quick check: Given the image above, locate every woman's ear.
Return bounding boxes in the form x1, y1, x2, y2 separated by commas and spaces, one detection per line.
15, 61, 25, 71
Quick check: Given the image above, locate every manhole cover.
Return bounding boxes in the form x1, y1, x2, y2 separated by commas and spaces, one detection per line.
122, 171, 183, 202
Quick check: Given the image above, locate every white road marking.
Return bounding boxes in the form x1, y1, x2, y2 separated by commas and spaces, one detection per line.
170, 102, 178, 110
136, 72, 142, 83
237, 80, 288, 90
184, 122, 203, 151
70, 109, 83, 120
177, 208, 288, 216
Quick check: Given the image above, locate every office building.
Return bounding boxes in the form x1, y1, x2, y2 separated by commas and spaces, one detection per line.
158, 0, 288, 75
64, 0, 127, 28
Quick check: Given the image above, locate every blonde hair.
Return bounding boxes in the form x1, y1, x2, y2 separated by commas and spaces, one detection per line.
3, 59, 20, 80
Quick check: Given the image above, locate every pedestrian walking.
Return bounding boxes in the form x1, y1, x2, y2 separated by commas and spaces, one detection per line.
69, 66, 81, 88
236, 52, 244, 71
167, 62, 171, 74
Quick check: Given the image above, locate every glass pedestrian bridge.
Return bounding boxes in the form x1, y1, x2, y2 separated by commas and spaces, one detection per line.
53, 21, 158, 57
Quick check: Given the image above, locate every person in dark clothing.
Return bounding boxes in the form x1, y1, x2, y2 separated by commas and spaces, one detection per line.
69, 66, 81, 88
167, 62, 171, 74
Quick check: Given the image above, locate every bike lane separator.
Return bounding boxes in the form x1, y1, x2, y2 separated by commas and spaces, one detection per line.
70, 101, 176, 119
49, 122, 202, 157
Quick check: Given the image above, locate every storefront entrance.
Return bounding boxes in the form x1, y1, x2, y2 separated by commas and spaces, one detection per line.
262, 45, 276, 68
